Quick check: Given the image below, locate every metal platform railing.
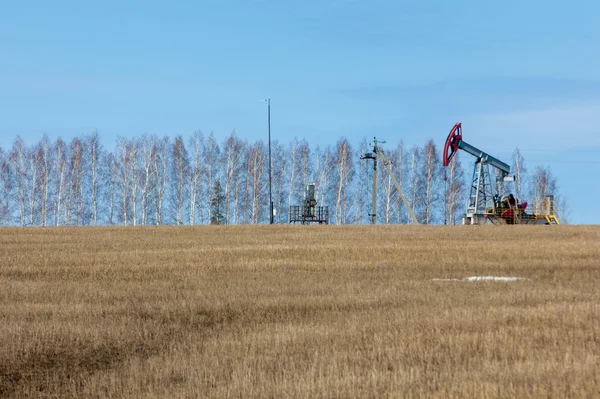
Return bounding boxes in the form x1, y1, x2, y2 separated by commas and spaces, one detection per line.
289, 205, 329, 224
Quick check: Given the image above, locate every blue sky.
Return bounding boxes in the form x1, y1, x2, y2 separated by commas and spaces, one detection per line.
1, 0, 599, 223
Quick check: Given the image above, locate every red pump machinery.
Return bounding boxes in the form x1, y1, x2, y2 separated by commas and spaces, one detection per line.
443, 122, 559, 225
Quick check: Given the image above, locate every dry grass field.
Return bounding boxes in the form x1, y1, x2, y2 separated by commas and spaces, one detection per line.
1, 225, 599, 398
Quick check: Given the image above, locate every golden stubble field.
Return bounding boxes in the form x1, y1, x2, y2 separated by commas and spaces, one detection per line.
0, 225, 599, 398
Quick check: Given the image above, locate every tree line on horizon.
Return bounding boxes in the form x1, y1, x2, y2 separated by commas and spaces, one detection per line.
0, 131, 567, 227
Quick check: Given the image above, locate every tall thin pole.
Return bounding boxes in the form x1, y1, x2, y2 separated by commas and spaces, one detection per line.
371, 138, 377, 225
267, 98, 273, 224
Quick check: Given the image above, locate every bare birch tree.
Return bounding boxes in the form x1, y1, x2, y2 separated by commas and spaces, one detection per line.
202, 133, 220, 224
511, 147, 527, 201
233, 139, 248, 225
171, 135, 189, 225
0, 147, 13, 225
27, 142, 43, 225
221, 132, 244, 225
188, 131, 204, 225
113, 137, 137, 225
87, 131, 101, 225
53, 138, 68, 226
376, 143, 404, 225
9, 137, 28, 226
298, 139, 311, 189
245, 141, 266, 224
106, 152, 117, 225
286, 137, 299, 215
419, 140, 441, 224
443, 152, 466, 225
392, 142, 407, 224
137, 135, 156, 225
130, 142, 140, 226
67, 137, 85, 225
313, 145, 334, 215
152, 136, 170, 225
37, 135, 52, 226
271, 140, 287, 223
407, 146, 421, 223
332, 138, 354, 225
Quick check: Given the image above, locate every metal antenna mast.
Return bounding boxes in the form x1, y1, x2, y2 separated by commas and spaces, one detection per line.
266, 98, 273, 224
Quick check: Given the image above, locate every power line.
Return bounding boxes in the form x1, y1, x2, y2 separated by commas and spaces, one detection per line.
529, 160, 600, 164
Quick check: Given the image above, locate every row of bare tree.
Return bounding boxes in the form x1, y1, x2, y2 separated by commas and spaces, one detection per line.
0, 132, 566, 226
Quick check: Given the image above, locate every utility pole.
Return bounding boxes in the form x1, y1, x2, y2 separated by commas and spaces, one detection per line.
361, 137, 419, 225
361, 137, 379, 224
266, 98, 273, 224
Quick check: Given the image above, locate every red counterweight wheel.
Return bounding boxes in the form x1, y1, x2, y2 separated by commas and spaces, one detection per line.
443, 122, 462, 166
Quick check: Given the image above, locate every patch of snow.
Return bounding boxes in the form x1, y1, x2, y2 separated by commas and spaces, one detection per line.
432, 276, 528, 282
464, 276, 527, 282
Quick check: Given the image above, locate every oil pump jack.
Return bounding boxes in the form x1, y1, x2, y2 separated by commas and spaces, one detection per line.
361, 138, 419, 224
443, 122, 559, 225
